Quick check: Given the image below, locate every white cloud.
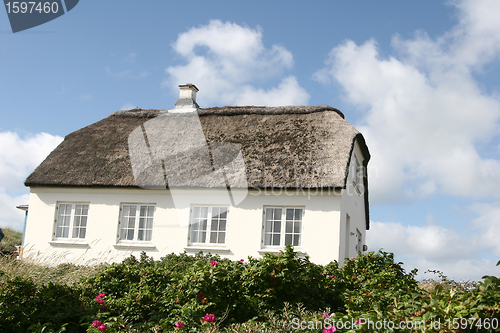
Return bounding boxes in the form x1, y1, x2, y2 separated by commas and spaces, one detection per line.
165, 20, 309, 107
367, 218, 500, 281
0, 131, 63, 230
315, 0, 500, 202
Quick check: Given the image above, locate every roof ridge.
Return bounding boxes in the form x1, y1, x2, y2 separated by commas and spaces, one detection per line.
109, 105, 344, 119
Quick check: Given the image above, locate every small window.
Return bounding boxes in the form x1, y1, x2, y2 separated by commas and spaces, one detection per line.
189, 206, 228, 245
54, 203, 89, 240
353, 156, 364, 195
263, 207, 303, 247
118, 204, 155, 242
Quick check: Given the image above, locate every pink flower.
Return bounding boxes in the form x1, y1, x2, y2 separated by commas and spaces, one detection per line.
98, 324, 107, 331
203, 313, 216, 322
98, 299, 104, 305
240, 259, 244, 262
174, 322, 184, 328
330, 275, 335, 279
197, 293, 203, 299
95, 293, 105, 300
92, 320, 102, 328
322, 272, 325, 276
210, 260, 217, 266
322, 312, 334, 318
356, 319, 361, 325
323, 326, 337, 333
102, 305, 108, 310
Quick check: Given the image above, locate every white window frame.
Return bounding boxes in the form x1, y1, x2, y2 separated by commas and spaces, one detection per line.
262, 206, 304, 248
53, 202, 89, 240
117, 204, 155, 244
188, 205, 228, 246
352, 155, 364, 195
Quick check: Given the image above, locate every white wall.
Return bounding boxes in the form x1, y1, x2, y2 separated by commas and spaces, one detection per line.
23, 186, 344, 265
339, 138, 368, 263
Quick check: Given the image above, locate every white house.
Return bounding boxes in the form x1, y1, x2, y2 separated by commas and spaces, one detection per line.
23, 84, 370, 265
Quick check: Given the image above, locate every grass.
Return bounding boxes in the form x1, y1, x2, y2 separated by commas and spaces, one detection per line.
0, 227, 22, 252
0, 254, 107, 286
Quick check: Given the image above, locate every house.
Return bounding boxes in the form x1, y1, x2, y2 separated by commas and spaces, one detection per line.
22, 84, 370, 265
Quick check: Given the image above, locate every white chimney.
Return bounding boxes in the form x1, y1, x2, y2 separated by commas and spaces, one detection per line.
172, 83, 199, 112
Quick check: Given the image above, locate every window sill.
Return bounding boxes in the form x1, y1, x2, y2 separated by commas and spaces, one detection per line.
114, 243, 157, 249
184, 246, 231, 252
49, 240, 89, 247
259, 248, 307, 256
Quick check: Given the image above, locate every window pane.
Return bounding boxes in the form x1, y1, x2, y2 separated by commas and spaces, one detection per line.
79, 228, 86, 239
286, 209, 294, 221
129, 206, 136, 216
285, 221, 293, 233
264, 234, 272, 245
73, 216, 81, 227
200, 219, 207, 231
293, 234, 300, 246
80, 216, 87, 227
274, 221, 281, 233
147, 206, 154, 216
193, 206, 200, 218
138, 229, 144, 241
211, 220, 218, 231
295, 209, 302, 220
145, 230, 152, 241
285, 234, 292, 245
219, 220, 226, 231
128, 217, 135, 228
265, 220, 272, 232
218, 232, 225, 244
294, 221, 301, 233
272, 234, 280, 246
140, 206, 146, 217
200, 231, 206, 243
265, 208, 273, 221
274, 208, 282, 219
139, 217, 145, 229
210, 232, 217, 243
126, 229, 134, 240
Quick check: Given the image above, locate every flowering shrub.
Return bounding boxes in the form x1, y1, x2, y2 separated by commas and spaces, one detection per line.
1, 249, 498, 332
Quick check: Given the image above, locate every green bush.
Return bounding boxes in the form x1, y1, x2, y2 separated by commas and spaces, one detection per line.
0, 276, 84, 333
0, 248, 498, 332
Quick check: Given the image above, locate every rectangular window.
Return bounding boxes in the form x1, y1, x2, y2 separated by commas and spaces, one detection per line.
263, 207, 303, 247
118, 204, 155, 242
189, 206, 227, 245
54, 203, 89, 240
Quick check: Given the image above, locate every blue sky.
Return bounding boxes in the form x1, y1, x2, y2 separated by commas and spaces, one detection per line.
1, 0, 500, 281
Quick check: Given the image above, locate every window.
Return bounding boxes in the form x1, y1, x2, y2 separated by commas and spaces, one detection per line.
353, 155, 364, 195
54, 203, 89, 240
263, 207, 303, 247
189, 206, 227, 245
118, 204, 155, 242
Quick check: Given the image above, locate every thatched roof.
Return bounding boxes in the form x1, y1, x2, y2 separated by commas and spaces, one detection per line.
25, 105, 370, 227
